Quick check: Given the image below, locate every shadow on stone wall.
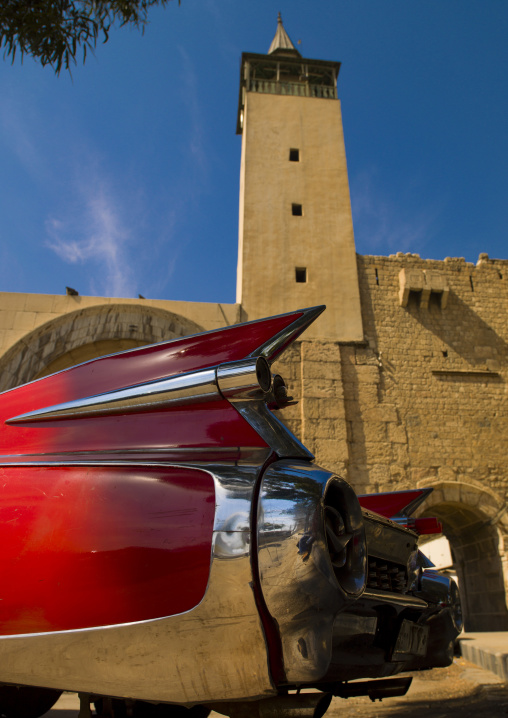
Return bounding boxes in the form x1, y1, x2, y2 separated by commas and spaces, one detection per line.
404, 290, 508, 369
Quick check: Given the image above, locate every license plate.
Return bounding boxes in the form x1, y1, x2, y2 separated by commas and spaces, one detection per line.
392, 619, 429, 660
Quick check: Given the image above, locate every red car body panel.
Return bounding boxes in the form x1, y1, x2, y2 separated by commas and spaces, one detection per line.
0, 400, 267, 458
0, 312, 302, 429
0, 465, 215, 635
0, 311, 312, 636
358, 488, 429, 518
0, 312, 306, 458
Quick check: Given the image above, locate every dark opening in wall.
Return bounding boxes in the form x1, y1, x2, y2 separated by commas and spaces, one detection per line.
295, 267, 307, 283
289, 148, 300, 162
292, 203, 303, 216
429, 292, 443, 310
407, 289, 422, 309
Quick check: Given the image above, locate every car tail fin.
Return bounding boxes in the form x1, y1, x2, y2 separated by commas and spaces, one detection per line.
358, 488, 442, 535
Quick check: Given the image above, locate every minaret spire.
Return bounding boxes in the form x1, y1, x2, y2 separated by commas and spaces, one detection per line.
268, 12, 301, 56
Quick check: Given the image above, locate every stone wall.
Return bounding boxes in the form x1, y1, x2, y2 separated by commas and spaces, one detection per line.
355, 252, 508, 497
274, 252, 508, 629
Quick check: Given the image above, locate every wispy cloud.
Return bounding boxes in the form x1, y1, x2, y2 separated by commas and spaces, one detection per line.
177, 45, 208, 174
351, 168, 439, 256
0, 73, 193, 301
46, 182, 136, 298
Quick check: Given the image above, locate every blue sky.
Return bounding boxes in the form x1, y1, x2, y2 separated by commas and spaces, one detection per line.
1, 1, 507, 304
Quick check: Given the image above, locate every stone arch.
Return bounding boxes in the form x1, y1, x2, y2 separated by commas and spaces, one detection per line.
0, 304, 204, 391
416, 479, 508, 631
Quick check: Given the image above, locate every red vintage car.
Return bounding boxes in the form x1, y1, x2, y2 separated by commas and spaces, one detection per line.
0, 306, 461, 718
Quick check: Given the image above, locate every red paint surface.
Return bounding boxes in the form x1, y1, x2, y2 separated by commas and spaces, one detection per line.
0, 312, 308, 459
358, 489, 428, 518
1, 311, 303, 422
0, 400, 267, 458
413, 517, 443, 535
0, 465, 215, 635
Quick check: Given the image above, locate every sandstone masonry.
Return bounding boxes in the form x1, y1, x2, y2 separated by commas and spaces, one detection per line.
273, 251, 508, 630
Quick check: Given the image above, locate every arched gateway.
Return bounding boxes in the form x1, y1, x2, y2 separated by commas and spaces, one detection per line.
418, 480, 508, 631
0, 304, 204, 391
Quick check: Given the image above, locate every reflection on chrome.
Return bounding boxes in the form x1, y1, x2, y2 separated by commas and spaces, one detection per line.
257, 460, 367, 683
7, 369, 219, 423
214, 512, 251, 558
217, 357, 271, 400
233, 400, 313, 460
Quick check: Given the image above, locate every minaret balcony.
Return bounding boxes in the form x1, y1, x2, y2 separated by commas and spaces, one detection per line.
247, 79, 337, 99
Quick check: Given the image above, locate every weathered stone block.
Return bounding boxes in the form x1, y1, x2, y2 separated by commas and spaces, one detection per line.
302, 378, 343, 399
354, 347, 379, 366
304, 418, 341, 440
0, 293, 27, 311
303, 397, 344, 420
302, 341, 341, 363
441, 483, 462, 504
364, 441, 393, 463
390, 464, 408, 483
394, 443, 409, 466
356, 382, 380, 402
313, 438, 348, 465
278, 402, 301, 422
0, 311, 17, 331
363, 421, 388, 443
437, 466, 456, 482
35, 312, 60, 328
369, 464, 391, 484
388, 423, 407, 443
340, 346, 356, 364
302, 360, 340, 380
362, 405, 398, 423
13, 311, 37, 331
354, 365, 380, 384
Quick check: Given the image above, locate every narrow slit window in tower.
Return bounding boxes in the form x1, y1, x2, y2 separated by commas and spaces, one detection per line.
289, 148, 300, 162
295, 267, 307, 283
292, 203, 303, 216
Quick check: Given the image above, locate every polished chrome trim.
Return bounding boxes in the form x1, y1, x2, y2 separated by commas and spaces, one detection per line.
257, 461, 366, 683
6, 369, 218, 423
362, 589, 428, 608
0, 447, 271, 466
0, 447, 259, 457
0, 460, 198, 467
217, 357, 271, 400
233, 400, 313, 460
0, 561, 274, 703
249, 306, 325, 361
362, 509, 419, 537
0, 455, 272, 470
216, 355, 312, 459
416, 568, 462, 633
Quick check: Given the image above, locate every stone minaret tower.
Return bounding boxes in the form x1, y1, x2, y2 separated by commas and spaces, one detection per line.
236, 15, 363, 341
